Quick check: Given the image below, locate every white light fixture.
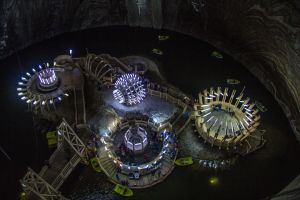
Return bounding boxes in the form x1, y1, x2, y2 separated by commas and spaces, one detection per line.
38, 68, 58, 87
113, 73, 146, 106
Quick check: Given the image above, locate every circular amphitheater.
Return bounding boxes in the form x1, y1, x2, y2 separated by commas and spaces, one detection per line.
193, 87, 261, 149
97, 116, 178, 188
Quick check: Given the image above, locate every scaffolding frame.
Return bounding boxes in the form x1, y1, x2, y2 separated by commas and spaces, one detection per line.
20, 168, 68, 200
57, 118, 88, 164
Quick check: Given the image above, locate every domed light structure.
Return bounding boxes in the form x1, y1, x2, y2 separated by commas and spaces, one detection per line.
124, 125, 148, 154
194, 87, 261, 148
113, 73, 146, 106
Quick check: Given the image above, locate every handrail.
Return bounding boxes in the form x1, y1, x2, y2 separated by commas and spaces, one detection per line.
147, 88, 188, 109
39, 143, 63, 177
52, 153, 81, 189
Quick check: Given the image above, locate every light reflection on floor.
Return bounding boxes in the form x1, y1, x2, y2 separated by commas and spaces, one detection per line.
100, 87, 178, 124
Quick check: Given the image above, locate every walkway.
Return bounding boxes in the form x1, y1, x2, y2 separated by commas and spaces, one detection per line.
73, 86, 86, 125
147, 86, 192, 135
21, 120, 87, 200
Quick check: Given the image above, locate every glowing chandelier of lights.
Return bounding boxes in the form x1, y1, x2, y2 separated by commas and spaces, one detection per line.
194, 87, 261, 148
38, 68, 58, 88
124, 125, 148, 153
17, 62, 68, 106
113, 73, 146, 106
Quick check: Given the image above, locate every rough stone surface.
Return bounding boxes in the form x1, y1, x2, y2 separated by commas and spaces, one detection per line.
0, 1, 300, 195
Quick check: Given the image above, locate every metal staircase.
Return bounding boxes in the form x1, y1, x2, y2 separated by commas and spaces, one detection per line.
97, 148, 118, 178
51, 153, 82, 190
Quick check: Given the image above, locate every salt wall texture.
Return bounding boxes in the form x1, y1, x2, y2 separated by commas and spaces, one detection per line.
0, 0, 300, 142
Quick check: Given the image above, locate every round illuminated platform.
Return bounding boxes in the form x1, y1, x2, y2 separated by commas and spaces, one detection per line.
193, 87, 261, 148
97, 116, 178, 188
16, 63, 84, 108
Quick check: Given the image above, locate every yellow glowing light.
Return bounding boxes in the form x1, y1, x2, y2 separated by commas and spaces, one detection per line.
19, 191, 26, 199
209, 176, 219, 186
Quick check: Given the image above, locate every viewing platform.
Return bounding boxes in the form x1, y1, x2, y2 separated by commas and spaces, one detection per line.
97, 117, 178, 189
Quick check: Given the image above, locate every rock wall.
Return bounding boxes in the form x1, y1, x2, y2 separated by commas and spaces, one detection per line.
0, 0, 300, 143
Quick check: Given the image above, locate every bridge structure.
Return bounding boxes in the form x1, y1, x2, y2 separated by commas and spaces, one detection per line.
20, 119, 89, 200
